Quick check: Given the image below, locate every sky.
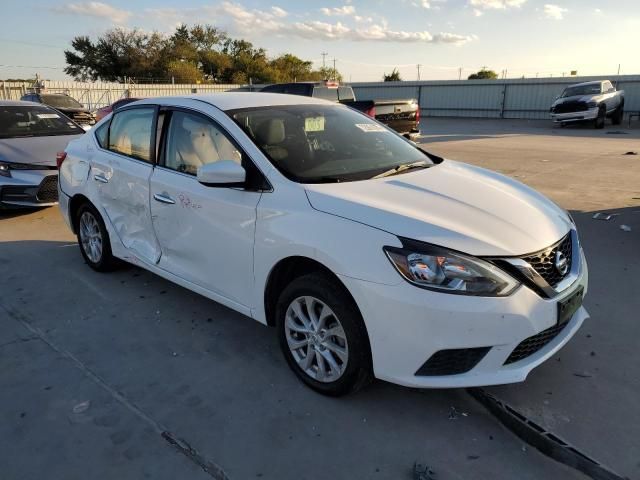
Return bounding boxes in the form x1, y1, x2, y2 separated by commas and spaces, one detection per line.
1, 0, 640, 82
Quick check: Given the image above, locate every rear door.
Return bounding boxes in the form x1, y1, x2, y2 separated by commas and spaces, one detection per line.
89, 105, 161, 263
149, 106, 263, 308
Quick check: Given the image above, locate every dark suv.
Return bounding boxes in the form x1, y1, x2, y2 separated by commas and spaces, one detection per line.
21, 93, 95, 129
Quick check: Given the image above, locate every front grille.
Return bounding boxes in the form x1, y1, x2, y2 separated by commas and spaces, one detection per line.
552, 101, 589, 114
521, 233, 572, 288
504, 322, 568, 364
415, 347, 491, 376
36, 175, 59, 202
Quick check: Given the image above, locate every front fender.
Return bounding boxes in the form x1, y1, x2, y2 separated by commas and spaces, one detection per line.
252, 183, 402, 323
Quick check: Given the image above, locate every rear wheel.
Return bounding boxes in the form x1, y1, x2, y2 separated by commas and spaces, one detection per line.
611, 102, 624, 125
276, 272, 372, 396
594, 105, 606, 129
76, 203, 118, 272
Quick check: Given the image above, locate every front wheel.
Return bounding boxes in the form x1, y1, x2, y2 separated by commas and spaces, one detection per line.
594, 105, 606, 129
611, 102, 624, 125
76, 203, 118, 272
276, 273, 372, 396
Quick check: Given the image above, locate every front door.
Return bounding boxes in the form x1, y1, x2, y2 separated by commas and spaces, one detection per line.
149, 108, 262, 307
90, 105, 161, 263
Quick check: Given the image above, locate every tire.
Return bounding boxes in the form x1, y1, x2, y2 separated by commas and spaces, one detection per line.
76, 203, 118, 272
275, 272, 372, 396
611, 102, 624, 125
594, 105, 606, 129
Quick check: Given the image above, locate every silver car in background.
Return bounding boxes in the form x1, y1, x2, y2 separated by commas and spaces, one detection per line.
0, 101, 84, 209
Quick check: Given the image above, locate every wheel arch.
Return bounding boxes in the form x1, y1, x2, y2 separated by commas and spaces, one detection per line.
69, 194, 93, 233
263, 255, 359, 328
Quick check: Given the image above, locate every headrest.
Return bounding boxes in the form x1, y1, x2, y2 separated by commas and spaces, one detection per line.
181, 115, 208, 136
255, 119, 285, 145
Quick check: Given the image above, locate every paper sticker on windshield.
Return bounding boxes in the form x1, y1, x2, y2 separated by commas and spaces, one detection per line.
305, 116, 325, 132
355, 123, 387, 132
37, 113, 61, 119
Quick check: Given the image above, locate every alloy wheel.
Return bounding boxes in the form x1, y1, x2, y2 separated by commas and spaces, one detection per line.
284, 296, 349, 383
79, 211, 103, 263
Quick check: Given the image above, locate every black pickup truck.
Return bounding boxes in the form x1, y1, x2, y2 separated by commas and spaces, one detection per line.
260, 81, 420, 138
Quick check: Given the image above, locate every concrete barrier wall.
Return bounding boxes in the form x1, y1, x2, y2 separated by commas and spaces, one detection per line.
351, 75, 640, 120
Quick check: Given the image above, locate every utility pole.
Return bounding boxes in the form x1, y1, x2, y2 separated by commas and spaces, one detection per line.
416, 64, 422, 80
332, 58, 337, 80
321, 52, 328, 69
458, 67, 462, 80
617, 63, 621, 76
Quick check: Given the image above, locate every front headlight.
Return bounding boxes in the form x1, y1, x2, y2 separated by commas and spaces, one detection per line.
0, 161, 11, 177
384, 239, 520, 296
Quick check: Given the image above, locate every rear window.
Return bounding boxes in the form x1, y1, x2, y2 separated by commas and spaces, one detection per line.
338, 87, 355, 102
313, 87, 339, 102
0, 105, 84, 139
41, 94, 84, 109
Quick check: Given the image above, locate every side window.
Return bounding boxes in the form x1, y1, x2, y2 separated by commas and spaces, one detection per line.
108, 107, 155, 162
604, 81, 614, 93
313, 87, 339, 102
94, 121, 109, 148
262, 84, 284, 94
283, 84, 311, 96
163, 111, 242, 176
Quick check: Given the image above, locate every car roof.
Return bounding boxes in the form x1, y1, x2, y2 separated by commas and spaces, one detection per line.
567, 80, 604, 88
132, 92, 337, 111
0, 100, 45, 106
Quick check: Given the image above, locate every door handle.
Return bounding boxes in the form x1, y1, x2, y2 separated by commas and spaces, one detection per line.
93, 174, 109, 184
153, 193, 175, 205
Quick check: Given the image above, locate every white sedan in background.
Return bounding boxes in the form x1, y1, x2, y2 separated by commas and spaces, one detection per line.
58, 93, 588, 396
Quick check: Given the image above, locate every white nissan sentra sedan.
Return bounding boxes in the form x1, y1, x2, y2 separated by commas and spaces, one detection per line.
58, 93, 588, 396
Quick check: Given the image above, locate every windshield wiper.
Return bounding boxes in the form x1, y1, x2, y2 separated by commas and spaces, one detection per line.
371, 161, 430, 179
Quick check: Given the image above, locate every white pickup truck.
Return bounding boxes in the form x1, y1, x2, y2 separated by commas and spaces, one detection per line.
550, 80, 624, 129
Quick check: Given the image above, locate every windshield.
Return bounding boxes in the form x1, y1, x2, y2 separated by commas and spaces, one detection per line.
41, 94, 84, 109
228, 104, 431, 183
561, 84, 602, 97
0, 105, 84, 139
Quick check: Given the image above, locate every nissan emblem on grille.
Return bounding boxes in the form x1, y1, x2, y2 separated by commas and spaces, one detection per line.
555, 250, 569, 275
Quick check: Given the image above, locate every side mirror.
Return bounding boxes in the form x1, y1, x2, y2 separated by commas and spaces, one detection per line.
197, 160, 246, 187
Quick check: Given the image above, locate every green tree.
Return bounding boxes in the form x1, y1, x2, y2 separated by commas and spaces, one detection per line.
166, 60, 203, 84
383, 68, 402, 82
468, 67, 498, 80
63, 24, 344, 85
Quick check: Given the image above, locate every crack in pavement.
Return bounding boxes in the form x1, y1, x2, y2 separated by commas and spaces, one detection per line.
1, 303, 229, 480
0, 335, 39, 349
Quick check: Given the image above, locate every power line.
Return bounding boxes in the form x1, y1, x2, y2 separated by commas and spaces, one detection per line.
0, 38, 67, 49
0, 64, 63, 70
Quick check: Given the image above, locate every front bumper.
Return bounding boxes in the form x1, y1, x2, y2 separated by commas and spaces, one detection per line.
551, 108, 598, 123
0, 170, 59, 208
339, 247, 589, 388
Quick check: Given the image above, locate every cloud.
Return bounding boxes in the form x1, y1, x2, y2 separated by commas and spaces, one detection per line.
52, 1, 132, 23
320, 5, 356, 16
473, 9, 484, 16
218, 2, 475, 44
543, 4, 567, 19
413, 0, 431, 8
271, 6, 288, 17
469, 0, 526, 10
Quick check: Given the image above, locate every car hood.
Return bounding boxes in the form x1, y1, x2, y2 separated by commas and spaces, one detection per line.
0, 134, 82, 166
304, 160, 572, 256
552, 95, 595, 106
